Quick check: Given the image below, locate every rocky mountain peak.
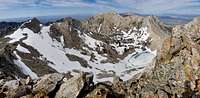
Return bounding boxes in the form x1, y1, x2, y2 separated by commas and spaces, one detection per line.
21, 17, 41, 33
30, 17, 40, 24
49, 17, 83, 49
82, 12, 143, 36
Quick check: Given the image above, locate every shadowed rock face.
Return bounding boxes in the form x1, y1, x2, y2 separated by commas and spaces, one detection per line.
143, 16, 172, 51
22, 18, 41, 33
50, 18, 83, 49
0, 44, 26, 80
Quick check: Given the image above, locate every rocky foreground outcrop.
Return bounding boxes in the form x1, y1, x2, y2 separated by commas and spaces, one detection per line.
0, 72, 147, 98
0, 73, 94, 98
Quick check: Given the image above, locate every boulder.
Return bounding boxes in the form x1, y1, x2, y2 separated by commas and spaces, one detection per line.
33, 73, 64, 94
20, 95, 33, 98
55, 73, 93, 98
85, 84, 119, 98
112, 76, 126, 96
6, 85, 32, 98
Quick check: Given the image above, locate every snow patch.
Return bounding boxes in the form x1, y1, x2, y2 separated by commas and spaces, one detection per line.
6, 27, 90, 73
5, 29, 26, 43
81, 32, 103, 50
98, 24, 102, 33
13, 51, 38, 79
60, 35, 65, 46
16, 44, 31, 53
111, 27, 149, 55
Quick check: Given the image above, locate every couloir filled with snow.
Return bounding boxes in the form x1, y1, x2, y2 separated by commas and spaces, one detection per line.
5, 24, 156, 82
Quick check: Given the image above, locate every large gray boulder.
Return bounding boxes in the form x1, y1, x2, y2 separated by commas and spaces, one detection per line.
55, 73, 93, 98
33, 73, 64, 94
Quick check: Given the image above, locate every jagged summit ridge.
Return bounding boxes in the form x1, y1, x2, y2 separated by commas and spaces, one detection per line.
82, 12, 171, 51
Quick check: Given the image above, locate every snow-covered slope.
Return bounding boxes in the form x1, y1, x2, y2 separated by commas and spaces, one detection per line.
5, 19, 156, 82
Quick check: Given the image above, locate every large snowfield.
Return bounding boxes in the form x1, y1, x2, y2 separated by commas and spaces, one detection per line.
5, 24, 156, 82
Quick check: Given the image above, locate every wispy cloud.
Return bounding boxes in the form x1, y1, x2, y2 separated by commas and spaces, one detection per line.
0, 0, 199, 19
114, 0, 200, 15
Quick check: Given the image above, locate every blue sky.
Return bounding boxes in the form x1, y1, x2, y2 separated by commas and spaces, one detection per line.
0, 0, 200, 19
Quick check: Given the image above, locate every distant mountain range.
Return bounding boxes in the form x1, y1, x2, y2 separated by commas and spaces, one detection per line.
0, 13, 194, 25
0, 14, 92, 23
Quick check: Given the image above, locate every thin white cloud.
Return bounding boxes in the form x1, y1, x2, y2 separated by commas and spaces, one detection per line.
0, 0, 199, 16
115, 0, 200, 15
42, 0, 115, 9
0, 0, 35, 4
0, 0, 38, 10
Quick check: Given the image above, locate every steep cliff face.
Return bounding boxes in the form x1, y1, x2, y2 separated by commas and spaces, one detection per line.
143, 16, 172, 51
50, 18, 83, 49
0, 43, 27, 80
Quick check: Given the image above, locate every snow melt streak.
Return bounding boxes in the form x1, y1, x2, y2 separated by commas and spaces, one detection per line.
13, 51, 38, 79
